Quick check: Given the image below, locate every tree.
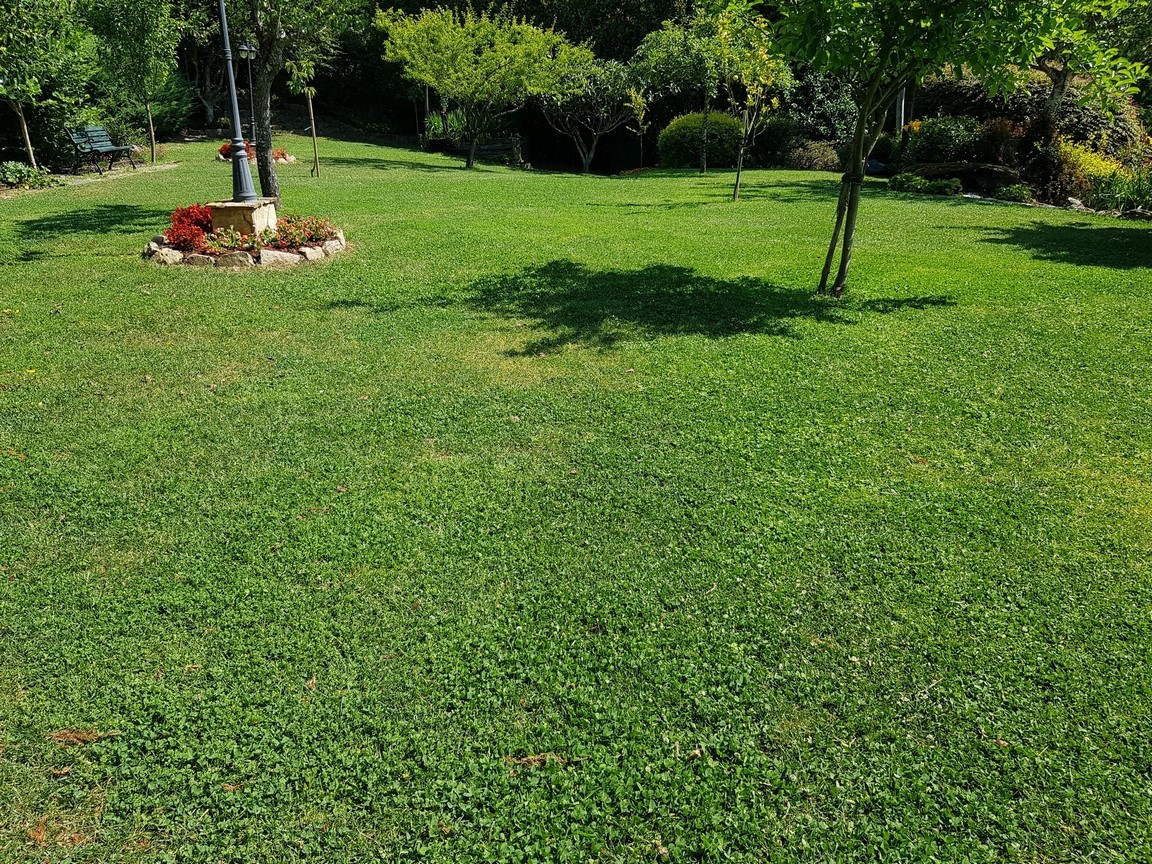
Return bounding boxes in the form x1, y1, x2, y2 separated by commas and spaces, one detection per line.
716, 8, 791, 200
768, 0, 1141, 296
540, 56, 638, 174
635, 14, 724, 173
0, 0, 79, 167
1028, 0, 1144, 151
236, 0, 358, 199
379, 8, 575, 169
88, 0, 182, 163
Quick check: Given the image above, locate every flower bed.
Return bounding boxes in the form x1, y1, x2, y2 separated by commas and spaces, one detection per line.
145, 205, 347, 268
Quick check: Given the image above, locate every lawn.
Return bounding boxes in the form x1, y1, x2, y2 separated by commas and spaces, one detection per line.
1, 134, 1151, 863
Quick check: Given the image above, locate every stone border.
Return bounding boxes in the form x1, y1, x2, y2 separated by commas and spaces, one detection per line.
143, 229, 347, 268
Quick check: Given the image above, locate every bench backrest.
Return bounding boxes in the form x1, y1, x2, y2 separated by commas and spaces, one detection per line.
82, 126, 117, 148
66, 127, 92, 149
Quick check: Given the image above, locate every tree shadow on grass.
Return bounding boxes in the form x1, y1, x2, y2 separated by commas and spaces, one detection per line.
321, 155, 492, 173
979, 220, 1152, 269
18, 204, 170, 242
465, 259, 954, 354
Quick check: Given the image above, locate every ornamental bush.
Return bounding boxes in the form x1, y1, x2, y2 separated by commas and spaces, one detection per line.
259, 214, 339, 250
657, 113, 742, 169
164, 204, 214, 252
784, 141, 842, 172
218, 141, 256, 160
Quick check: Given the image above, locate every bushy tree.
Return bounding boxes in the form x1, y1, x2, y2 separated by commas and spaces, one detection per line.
540, 56, 638, 173
768, 0, 1144, 296
0, 0, 84, 167
635, 14, 724, 172
87, 0, 183, 163
236, 0, 360, 198
379, 7, 576, 168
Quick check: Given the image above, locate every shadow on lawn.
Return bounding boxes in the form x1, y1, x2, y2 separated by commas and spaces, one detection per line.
462, 259, 953, 354
979, 220, 1152, 269
18, 204, 170, 241
321, 155, 489, 173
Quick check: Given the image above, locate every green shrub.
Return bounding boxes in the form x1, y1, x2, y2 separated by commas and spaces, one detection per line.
752, 114, 802, 166
657, 112, 742, 169
923, 177, 963, 196
889, 173, 927, 192
888, 173, 962, 196
870, 132, 895, 164
783, 140, 841, 172
902, 116, 979, 164
995, 183, 1033, 202
781, 69, 857, 145
0, 161, 59, 189
916, 74, 1145, 158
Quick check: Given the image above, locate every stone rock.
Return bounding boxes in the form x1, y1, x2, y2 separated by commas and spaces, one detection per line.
152, 235, 168, 246
216, 251, 254, 268
185, 254, 215, 266
143, 241, 161, 258
300, 245, 325, 261
260, 248, 304, 267
322, 240, 343, 257
334, 228, 346, 248
153, 247, 184, 265
1067, 197, 1094, 213
1121, 207, 1152, 221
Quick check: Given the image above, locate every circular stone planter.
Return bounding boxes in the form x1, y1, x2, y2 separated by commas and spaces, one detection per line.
143, 229, 347, 268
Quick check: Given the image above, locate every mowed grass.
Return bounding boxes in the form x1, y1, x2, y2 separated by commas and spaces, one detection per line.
1, 134, 1151, 862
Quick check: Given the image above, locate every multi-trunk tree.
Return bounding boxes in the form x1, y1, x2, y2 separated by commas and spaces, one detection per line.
539, 58, 637, 174
379, 8, 578, 169
768, 0, 1143, 296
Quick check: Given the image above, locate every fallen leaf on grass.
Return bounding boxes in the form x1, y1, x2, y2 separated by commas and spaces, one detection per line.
222, 782, 243, 792
182, 664, 202, 674
305, 675, 317, 691
27, 816, 47, 846
49, 766, 72, 776
47, 728, 120, 746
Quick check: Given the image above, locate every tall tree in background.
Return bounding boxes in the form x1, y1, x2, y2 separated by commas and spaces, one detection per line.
1029, 0, 1144, 150
380, 8, 577, 169
0, 0, 80, 167
540, 57, 637, 173
237, 0, 357, 198
769, 0, 1141, 297
88, 0, 183, 163
635, 14, 724, 172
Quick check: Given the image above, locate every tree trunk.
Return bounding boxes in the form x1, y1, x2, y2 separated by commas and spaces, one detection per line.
252, 60, 280, 199
583, 135, 599, 174
466, 138, 477, 169
145, 99, 156, 164
825, 105, 889, 296
733, 107, 750, 201
306, 90, 320, 178
10, 101, 36, 169
700, 96, 710, 174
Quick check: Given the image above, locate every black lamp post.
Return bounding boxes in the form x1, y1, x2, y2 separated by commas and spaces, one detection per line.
237, 42, 257, 146
216, 0, 258, 202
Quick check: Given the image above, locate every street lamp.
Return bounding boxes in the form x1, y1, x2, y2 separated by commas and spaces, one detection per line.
237, 42, 257, 146
216, 0, 257, 202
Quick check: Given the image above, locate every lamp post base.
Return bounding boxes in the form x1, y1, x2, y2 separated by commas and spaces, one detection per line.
208, 198, 278, 236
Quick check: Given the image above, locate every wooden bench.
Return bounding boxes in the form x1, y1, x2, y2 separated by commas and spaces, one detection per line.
67, 125, 136, 174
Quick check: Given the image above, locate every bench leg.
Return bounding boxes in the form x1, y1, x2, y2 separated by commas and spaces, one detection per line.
127, 151, 136, 169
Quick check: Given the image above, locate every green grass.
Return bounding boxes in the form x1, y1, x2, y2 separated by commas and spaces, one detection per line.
2, 134, 1151, 863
